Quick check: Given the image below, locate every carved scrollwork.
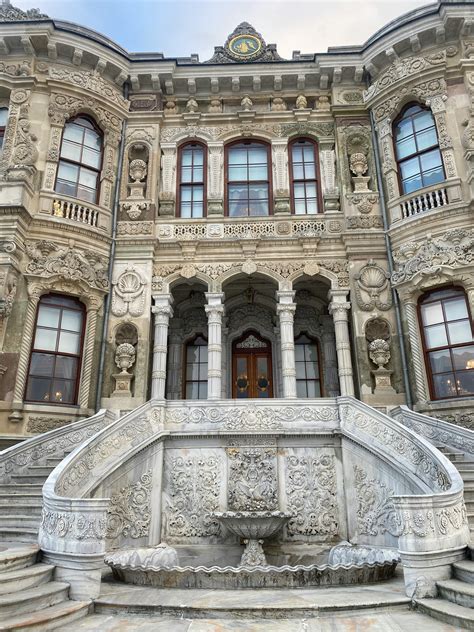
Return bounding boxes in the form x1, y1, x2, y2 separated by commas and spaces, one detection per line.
353, 465, 403, 537
106, 470, 152, 540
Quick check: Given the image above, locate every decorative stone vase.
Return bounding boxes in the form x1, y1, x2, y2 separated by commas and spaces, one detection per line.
368, 338, 390, 369
129, 159, 147, 183
349, 152, 368, 177
115, 342, 136, 374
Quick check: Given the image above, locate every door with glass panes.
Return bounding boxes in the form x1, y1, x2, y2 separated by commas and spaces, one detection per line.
232, 331, 273, 398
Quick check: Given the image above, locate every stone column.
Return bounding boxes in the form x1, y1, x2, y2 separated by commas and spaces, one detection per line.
151, 294, 173, 399
99, 130, 121, 212
426, 94, 459, 184
328, 292, 354, 397
272, 139, 290, 214
10, 288, 41, 416
207, 141, 224, 216
205, 293, 224, 400
78, 298, 101, 410
276, 290, 297, 399
167, 324, 183, 399
159, 143, 177, 216
321, 315, 340, 396
376, 118, 400, 212
403, 297, 428, 404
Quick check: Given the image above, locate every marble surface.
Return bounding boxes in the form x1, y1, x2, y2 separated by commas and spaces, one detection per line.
64, 610, 462, 631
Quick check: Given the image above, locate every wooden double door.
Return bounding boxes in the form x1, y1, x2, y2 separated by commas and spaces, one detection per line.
232, 330, 273, 399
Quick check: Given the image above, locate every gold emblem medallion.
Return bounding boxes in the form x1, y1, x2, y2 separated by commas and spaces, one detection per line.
228, 34, 262, 59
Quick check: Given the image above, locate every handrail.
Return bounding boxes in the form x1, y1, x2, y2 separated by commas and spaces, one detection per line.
0, 409, 115, 483
393, 405, 474, 459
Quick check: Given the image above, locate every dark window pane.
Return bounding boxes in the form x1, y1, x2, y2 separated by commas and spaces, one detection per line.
55, 356, 78, 380
26, 377, 52, 402
296, 381, 308, 398
429, 349, 452, 374
456, 371, 474, 396
29, 353, 55, 377
433, 373, 457, 398
452, 346, 474, 371
51, 380, 75, 404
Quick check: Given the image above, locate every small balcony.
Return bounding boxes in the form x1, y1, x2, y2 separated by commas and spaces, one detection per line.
37, 191, 111, 234
388, 179, 464, 225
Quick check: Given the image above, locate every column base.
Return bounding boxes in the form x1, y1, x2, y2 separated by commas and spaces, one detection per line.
400, 545, 467, 598
41, 549, 104, 600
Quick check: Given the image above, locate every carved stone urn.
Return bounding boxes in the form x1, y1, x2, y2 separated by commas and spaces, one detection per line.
213, 511, 291, 567
112, 342, 136, 397
368, 338, 396, 395
129, 159, 147, 183
350, 152, 371, 192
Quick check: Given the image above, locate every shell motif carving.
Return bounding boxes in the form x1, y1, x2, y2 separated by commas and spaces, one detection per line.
354, 260, 392, 312
112, 266, 146, 317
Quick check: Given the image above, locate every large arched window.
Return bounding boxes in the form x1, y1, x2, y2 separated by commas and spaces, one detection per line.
295, 333, 322, 397
55, 115, 103, 204
419, 287, 474, 400
0, 108, 8, 150
289, 138, 321, 214
25, 294, 85, 405
393, 103, 445, 196
226, 140, 271, 217
184, 335, 208, 399
177, 142, 207, 218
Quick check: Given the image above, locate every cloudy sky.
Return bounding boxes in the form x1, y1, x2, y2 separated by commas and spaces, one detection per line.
14, 0, 433, 58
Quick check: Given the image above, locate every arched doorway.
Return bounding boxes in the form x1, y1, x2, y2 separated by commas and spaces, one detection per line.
232, 330, 273, 398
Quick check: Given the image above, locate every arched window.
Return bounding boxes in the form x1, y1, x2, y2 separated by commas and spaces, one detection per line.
55, 115, 103, 204
295, 333, 322, 397
226, 140, 272, 217
289, 138, 321, 214
184, 335, 208, 399
393, 103, 445, 196
419, 287, 474, 400
25, 294, 85, 405
177, 142, 206, 218
0, 107, 8, 150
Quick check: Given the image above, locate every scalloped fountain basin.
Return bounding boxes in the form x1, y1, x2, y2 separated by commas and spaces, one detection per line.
105, 544, 400, 590
213, 511, 292, 567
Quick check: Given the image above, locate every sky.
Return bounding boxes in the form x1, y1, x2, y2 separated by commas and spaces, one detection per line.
14, 0, 434, 59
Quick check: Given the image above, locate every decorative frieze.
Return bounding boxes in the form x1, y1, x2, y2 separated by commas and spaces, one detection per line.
353, 465, 402, 537
48, 66, 128, 109
106, 470, 152, 540
227, 446, 278, 511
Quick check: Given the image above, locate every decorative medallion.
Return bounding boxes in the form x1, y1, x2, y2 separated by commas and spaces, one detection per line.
228, 33, 262, 60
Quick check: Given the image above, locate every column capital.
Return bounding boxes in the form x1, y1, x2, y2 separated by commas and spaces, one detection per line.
276, 289, 296, 303
328, 301, 351, 316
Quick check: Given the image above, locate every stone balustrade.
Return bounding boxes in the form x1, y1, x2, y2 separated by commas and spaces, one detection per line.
388, 178, 463, 224
52, 197, 100, 228
400, 184, 448, 219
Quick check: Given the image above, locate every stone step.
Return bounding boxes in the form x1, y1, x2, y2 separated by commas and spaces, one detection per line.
0, 515, 41, 528
456, 462, 474, 471
0, 503, 42, 516
10, 475, 47, 485
0, 563, 53, 595
0, 484, 43, 494
0, 493, 43, 503
454, 559, 474, 584
437, 578, 474, 609
440, 451, 465, 462
460, 471, 474, 481
0, 581, 69, 620
416, 598, 474, 630
0, 599, 90, 631
28, 465, 55, 476
463, 490, 474, 502
0, 528, 39, 543
0, 544, 38, 573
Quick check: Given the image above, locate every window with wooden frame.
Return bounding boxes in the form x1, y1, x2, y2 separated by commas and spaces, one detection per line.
419, 287, 474, 400
226, 140, 272, 217
0, 107, 8, 150
177, 142, 207, 218
55, 115, 103, 204
289, 138, 321, 214
295, 333, 322, 397
393, 103, 445, 196
25, 294, 85, 405
184, 335, 208, 399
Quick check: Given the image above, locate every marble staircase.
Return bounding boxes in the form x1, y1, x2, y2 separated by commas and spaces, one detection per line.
0, 542, 90, 630
438, 446, 474, 535
0, 458, 68, 542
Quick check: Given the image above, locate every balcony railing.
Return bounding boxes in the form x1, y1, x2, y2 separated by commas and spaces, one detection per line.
52, 198, 100, 228
400, 185, 448, 219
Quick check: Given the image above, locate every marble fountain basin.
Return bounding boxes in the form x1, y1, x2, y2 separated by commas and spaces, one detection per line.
105, 542, 400, 590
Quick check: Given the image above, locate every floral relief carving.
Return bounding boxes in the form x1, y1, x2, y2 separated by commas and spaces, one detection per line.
285, 453, 339, 537
227, 447, 278, 511
106, 470, 152, 540
166, 454, 221, 538
48, 92, 122, 133
112, 266, 146, 317
354, 260, 392, 311
353, 465, 402, 537
26, 416, 70, 434
373, 78, 447, 122
347, 216, 383, 229
25, 240, 109, 291
117, 221, 153, 235
392, 229, 474, 285
40, 510, 107, 540
48, 66, 128, 108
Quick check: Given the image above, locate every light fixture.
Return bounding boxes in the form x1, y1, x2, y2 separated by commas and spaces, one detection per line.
466, 358, 474, 369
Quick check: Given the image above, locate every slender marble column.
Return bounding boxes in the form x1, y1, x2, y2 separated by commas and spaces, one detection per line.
276, 290, 297, 399
403, 298, 428, 404
328, 293, 354, 397
78, 300, 100, 409
151, 294, 173, 399
321, 315, 340, 396
167, 326, 183, 399
11, 291, 40, 409
205, 293, 224, 400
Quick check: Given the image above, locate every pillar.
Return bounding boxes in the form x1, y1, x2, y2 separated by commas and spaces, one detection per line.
205, 293, 224, 400
321, 314, 340, 396
328, 292, 354, 397
78, 297, 101, 409
151, 294, 173, 399
276, 290, 297, 399
167, 324, 183, 399
403, 298, 428, 404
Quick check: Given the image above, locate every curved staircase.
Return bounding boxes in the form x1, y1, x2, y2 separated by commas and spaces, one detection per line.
0, 543, 90, 631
